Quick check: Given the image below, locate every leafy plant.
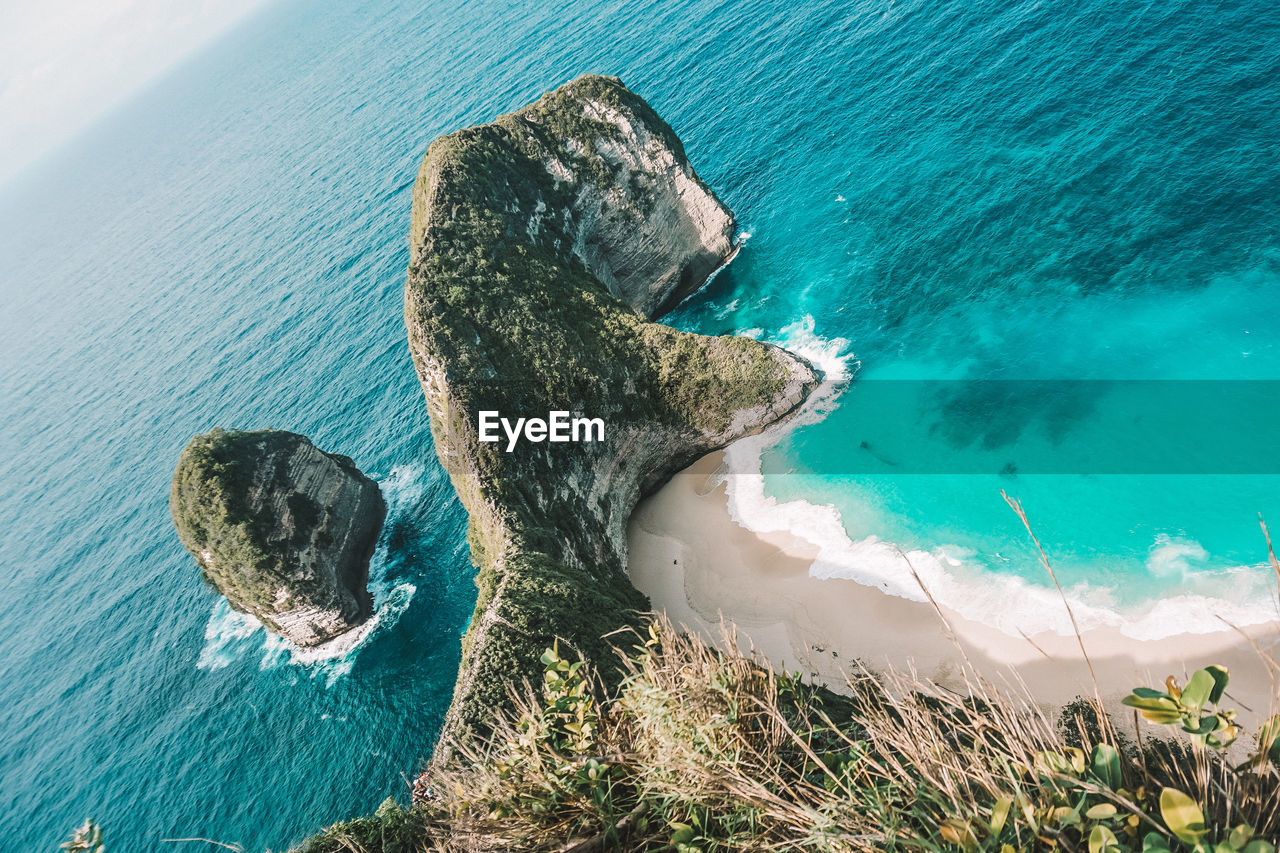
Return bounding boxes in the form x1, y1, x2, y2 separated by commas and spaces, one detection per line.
1110, 665, 1280, 853
1121, 664, 1280, 770
1122, 667, 1239, 749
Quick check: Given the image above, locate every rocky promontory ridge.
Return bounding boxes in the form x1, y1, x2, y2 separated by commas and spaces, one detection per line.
170, 428, 385, 647
404, 75, 819, 752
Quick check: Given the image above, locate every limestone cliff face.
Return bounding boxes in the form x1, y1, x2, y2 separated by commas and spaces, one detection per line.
404, 75, 819, 750
547, 96, 737, 316
170, 428, 385, 647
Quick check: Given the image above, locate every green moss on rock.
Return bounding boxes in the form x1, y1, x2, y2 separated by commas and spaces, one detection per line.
170, 428, 386, 647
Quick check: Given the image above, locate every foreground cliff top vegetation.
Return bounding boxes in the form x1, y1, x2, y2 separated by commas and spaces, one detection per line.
62, 615, 1280, 852
292, 613, 1280, 853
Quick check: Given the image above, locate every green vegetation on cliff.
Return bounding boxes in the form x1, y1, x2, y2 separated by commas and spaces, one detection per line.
404, 75, 816, 743
297, 616, 1280, 853
171, 428, 317, 609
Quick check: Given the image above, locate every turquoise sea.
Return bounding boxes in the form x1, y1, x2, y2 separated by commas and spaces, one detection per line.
3, 0, 1279, 848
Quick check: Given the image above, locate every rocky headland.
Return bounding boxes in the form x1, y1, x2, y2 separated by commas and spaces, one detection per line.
150, 75, 1280, 853
170, 428, 385, 647
403, 74, 819, 753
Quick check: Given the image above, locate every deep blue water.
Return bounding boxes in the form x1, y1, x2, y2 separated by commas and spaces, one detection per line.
3, 0, 1279, 848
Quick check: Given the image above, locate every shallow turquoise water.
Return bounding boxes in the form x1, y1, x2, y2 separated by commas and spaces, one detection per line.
2, 0, 1279, 848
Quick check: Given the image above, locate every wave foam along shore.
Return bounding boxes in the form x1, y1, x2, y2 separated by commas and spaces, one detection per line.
718, 317, 1280, 641
628, 317, 1280, 719
197, 583, 416, 682
627, 451, 1280, 721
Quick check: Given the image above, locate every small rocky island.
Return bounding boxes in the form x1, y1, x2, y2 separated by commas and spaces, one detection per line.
170, 428, 385, 647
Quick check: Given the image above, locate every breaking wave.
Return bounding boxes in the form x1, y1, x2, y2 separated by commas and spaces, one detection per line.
719, 316, 1280, 640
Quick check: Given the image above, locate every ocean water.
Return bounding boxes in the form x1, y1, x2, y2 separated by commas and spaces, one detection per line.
2, 0, 1278, 848
661, 0, 1280, 639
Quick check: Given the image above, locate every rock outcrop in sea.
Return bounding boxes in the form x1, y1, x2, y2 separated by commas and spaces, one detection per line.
404, 74, 819, 753
170, 428, 385, 647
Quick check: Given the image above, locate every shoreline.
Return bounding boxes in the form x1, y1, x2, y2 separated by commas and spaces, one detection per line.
626, 451, 1280, 721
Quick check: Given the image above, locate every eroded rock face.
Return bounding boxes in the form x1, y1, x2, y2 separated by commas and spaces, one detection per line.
404, 74, 820, 749
170, 428, 385, 647
550, 96, 737, 316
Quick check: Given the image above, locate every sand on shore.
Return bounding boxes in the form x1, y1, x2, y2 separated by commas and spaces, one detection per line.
626, 452, 1280, 723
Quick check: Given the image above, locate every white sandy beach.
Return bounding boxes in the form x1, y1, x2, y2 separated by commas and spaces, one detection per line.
626, 452, 1280, 723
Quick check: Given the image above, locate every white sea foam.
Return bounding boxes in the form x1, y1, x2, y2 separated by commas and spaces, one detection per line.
714, 298, 740, 320
380, 461, 429, 517
198, 583, 416, 683
259, 583, 416, 684
717, 316, 1280, 640
197, 602, 264, 671
1146, 534, 1208, 578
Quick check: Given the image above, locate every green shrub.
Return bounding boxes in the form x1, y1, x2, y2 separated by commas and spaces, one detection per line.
294, 798, 430, 853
